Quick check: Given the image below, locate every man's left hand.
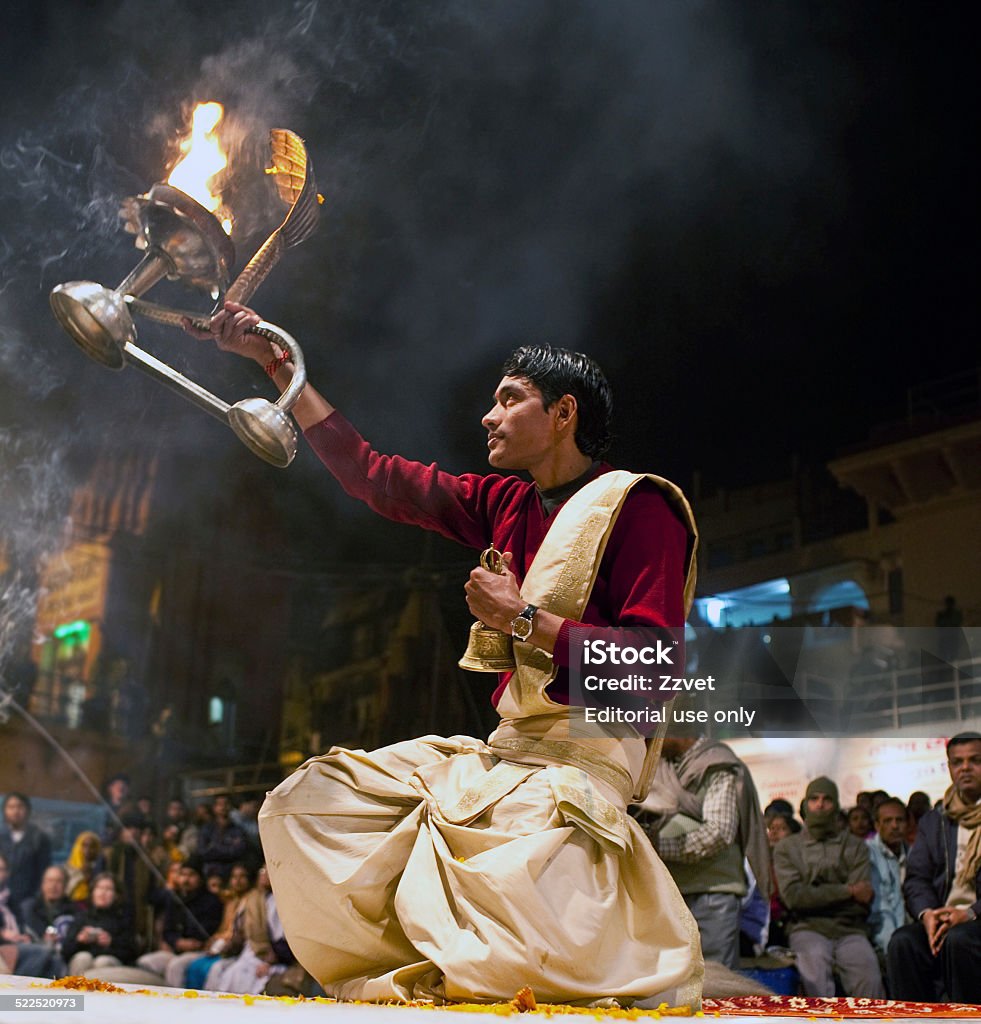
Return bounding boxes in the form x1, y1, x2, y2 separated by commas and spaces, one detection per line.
929, 907, 974, 955
464, 552, 523, 632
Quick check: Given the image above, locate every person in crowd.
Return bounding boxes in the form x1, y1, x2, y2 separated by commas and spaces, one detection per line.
773, 776, 885, 997
764, 799, 796, 821
636, 733, 770, 970
148, 860, 185, 952
104, 774, 131, 818
139, 823, 170, 875
160, 823, 186, 864
63, 831, 105, 903
906, 791, 932, 846
168, 862, 254, 990
0, 852, 64, 978
848, 806, 874, 841
887, 732, 981, 1003
0, 793, 53, 926
135, 797, 155, 827
934, 595, 963, 629
866, 797, 910, 966
765, 810, 800, 949
197, 794, 248, 883
205, 865, 292, 996
20, 865, 77, 944
230, 794, 263, 871
192, 802, 214, 829
61, 873, 138, 976
869, 791, 891, 816
163, 798, 197, 859
105, 811, 154, 947
178, 802, 211, 862
164, 798, 187, 828
136, 856, 223, 983
766, 810, 800, 840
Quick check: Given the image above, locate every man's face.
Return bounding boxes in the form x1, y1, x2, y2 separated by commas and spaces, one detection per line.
875, 803, 908, 850
213, 796, 231, 821
847, 807, 871, 837
167, 801, 185, 823
41, 868, 66, 901
948, 740, 981, 802
180, 866, 202, 894
107, 779, 128, 805
806, 791, 835, 815
229, 865, 251, 894
3, 796, 28, 829
482, 376, 567, 471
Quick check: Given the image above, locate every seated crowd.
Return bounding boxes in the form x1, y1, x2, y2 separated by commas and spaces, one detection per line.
2, 734, 979, 1003
0, 784, 319, 997
758, 732, 981, 1003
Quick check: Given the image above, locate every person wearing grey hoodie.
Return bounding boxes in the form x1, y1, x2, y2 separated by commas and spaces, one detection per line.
773, 776, 885, 998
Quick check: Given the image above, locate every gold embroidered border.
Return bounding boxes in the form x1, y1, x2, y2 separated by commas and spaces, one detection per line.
489, 735, 634, 803
435, 761, 535, 824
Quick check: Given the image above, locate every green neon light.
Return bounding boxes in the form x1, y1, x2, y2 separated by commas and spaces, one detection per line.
53, 620, 91, 642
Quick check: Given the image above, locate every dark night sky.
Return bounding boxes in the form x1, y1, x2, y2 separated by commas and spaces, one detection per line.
0, 0, 977, 575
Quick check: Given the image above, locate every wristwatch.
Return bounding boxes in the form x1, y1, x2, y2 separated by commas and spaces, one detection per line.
510, 604, 538, 641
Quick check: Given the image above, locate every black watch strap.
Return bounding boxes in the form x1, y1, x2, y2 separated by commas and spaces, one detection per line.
511, 603, 538, 641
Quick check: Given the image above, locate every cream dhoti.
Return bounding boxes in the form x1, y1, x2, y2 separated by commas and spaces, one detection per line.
259, 711, 703, 1005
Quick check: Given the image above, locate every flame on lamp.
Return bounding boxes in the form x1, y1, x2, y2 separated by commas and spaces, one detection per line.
167, 101, 233, 234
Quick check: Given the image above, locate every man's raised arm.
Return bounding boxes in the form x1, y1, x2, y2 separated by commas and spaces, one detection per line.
183, 301, 334, 430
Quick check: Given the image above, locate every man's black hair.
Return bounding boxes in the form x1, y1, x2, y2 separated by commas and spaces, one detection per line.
2, 792, 31, 813
947, 731, 981, 754
501, 344, 613, 459
874, 797, 907, 821
769, 811, 801, 834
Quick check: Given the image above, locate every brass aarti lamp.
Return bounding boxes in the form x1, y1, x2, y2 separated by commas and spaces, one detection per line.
50, 117, 321, 468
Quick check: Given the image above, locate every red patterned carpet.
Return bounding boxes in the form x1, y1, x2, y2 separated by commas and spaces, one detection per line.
704, 995, 981, 1018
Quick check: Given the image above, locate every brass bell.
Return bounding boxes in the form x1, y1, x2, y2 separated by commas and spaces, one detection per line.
458, 546, 516, 673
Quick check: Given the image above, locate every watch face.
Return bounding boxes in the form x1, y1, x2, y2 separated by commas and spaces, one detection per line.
512, 615, 533, 640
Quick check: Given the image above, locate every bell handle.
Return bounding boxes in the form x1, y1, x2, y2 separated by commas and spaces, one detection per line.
126, 298, 307, 416
122, 340, 231, 424
247, 321, 306, 415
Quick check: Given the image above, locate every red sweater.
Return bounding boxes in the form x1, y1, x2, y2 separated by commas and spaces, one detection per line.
304, 413, 689, 706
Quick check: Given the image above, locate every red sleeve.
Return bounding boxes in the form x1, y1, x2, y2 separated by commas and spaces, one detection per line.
551, 483, 689, 667
303, 412, 524, 550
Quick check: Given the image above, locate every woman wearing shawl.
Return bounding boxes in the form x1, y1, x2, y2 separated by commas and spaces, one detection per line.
63, 831, 105, 903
